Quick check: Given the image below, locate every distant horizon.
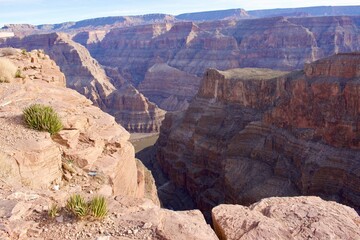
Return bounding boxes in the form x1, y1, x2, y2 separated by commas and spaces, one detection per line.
0, 0, 359, 27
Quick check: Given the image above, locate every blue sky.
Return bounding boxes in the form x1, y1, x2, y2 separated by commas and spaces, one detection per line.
0, 0, 359, 27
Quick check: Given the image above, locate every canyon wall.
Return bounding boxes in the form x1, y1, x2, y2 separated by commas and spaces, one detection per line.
77, 15, 360, 111
0, 33, 165, 132
155, 53, 360, 216
5, 14, 359, 113
138, 63, 200, 111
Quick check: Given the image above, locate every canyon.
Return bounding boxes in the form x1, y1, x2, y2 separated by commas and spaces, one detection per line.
155, 53, 360, 220
0, 47, 359, 240
2, 11, 360, 118
76, 15, 360, 111
1, 5, 360, 239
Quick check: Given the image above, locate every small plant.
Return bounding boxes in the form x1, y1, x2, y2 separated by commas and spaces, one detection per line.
21, 49, 27, 55
48, 204, 59, 218
66, 194, 88, 218
23, 104, 63, 134
15, 69, 22, 78
89, 196, 107, 219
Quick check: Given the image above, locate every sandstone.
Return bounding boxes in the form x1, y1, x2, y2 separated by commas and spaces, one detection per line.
156, 53, 360, 216
0, 185, 217, 240
212, 196, 360, 240
0, 49, 156, 199
0, 49, 205, 240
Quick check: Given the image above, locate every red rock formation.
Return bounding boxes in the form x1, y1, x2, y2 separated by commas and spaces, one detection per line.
156, 53, 360, 216
266, 53, 360, 148
77, 15, 360, 111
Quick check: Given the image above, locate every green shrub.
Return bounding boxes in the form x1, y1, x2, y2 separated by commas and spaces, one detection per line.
66, 194, 88, 218
48, 204, 59, 218
23, 104, 63, 134
89, 196, 107, 219
15, 69, 22, 78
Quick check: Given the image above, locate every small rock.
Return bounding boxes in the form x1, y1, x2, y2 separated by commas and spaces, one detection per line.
133, 229, 139, 234
96, 236, 110, 240
55, 215, 64, 223
143, 222, 152, 229
127, 229, 133, 235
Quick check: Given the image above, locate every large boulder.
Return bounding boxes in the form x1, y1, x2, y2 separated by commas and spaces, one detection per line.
212, 196, 360, 240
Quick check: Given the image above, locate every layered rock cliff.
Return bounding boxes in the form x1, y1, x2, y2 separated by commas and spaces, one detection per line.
155, 53, 360, 216
138, 63, 200, 111
0, 33, 165, 132
7, 14, 354, 113
78, 15, 360, 111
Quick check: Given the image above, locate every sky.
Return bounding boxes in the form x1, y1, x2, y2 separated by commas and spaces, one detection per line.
0, 0, 359, 27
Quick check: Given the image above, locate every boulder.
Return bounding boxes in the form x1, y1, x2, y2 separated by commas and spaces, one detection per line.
212, 196, 360, 240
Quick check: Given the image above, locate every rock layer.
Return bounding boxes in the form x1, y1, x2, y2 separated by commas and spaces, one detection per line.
0, 33, 165, 132
138, 63, 200, 111
79, 15, 360, 111
212, 196, 360, 240
156, 53, 360, 215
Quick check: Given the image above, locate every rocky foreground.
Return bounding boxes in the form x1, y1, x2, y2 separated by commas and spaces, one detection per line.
1, 49, 359, 239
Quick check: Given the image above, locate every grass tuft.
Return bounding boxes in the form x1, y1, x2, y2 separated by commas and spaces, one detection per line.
48, 204, 59, 218
66, 194, 88, 218
15, 69, 22, 78
89, 196, 108, 219
23, 104, 63, 134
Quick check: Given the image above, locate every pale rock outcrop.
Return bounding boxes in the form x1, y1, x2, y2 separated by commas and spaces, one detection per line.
0, 49, 151, 197
0, 186, 217, 240
0, 49, 66, 188
212, 196, 360, 240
